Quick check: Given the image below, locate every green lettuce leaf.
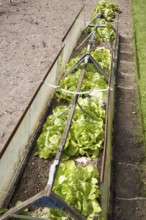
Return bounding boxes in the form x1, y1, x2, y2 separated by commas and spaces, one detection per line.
37, 96, 105, 159
93, 0, 119, 22
49, 160, 102, 219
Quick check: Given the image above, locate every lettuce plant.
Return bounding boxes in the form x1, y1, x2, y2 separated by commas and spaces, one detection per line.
86, 1, 119, 42
50, 160, 102, 219
37, 96, 105, 160
93, 0, 119, 22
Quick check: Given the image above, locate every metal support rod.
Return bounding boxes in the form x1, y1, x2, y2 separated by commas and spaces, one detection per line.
100, 12, 119, 182
62, 53, 86, 78
0, 191, 45, 220
87, 15, 101, 49
50, 192, 86, 220
81, 15, 98, 32
75, 31, 93, 51
63, 13, 108, 79
47, 53, 89, 192
89, 54, 109, 82
72, 14, 101, 60
96, 29, 112, 51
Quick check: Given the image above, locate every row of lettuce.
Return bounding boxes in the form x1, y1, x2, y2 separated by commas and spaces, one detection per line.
35, 1, 119, 220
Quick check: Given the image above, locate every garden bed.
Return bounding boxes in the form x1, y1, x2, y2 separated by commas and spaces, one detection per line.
0, 2, 119, 220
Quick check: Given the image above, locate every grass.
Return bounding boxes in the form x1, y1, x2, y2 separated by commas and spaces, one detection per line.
132, 0, 146, 139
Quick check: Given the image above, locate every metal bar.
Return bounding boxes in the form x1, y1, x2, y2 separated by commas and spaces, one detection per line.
88, 15, 101, 49
46, 18, 98, 192
50, 192, 86, 220
81, 15, 98, 32
75, 14, 102, 53
75, 32, 93, 51
47, 57, 89, 192
77, 100, 90, 115
0, 191, 45, 220
62, 54, 86, 78
89, 54, 109, 82
63, 14, 103, 79
77, 100, 97, 120
96, 29, 112, 51
100, 12, 119, 183
11, 214, 49, 220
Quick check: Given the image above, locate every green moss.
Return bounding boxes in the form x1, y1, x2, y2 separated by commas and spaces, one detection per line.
132, 0, 146, 138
